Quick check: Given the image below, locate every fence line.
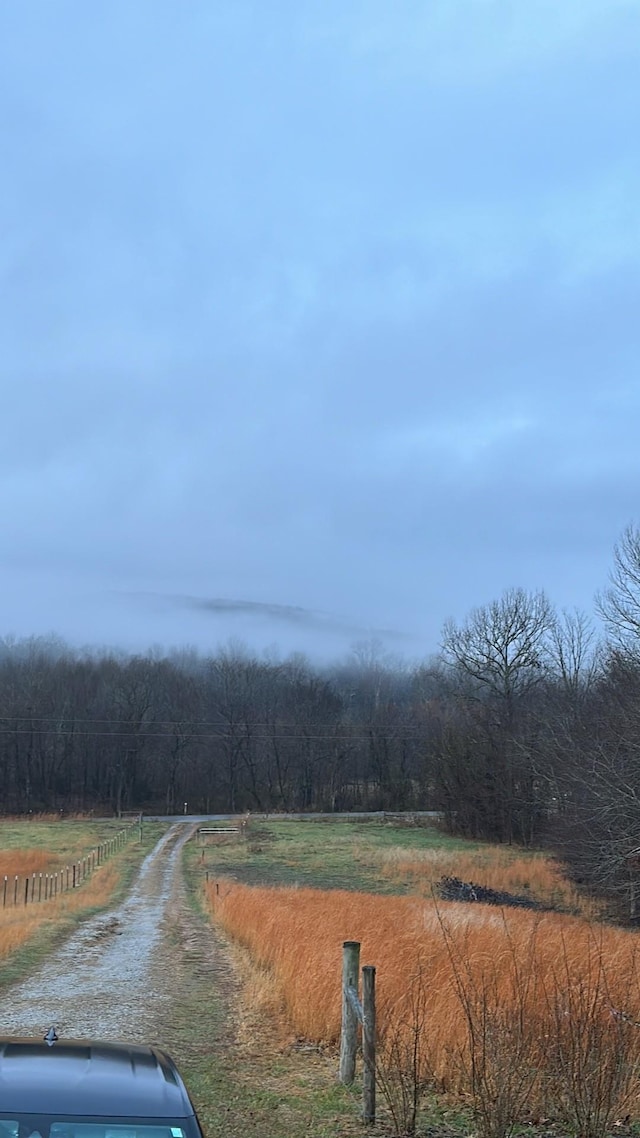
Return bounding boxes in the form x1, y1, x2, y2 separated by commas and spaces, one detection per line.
339, 940, 377, 1124
1, 819, 141, 909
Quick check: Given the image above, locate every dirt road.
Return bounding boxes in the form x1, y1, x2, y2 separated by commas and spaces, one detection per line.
0, 823, 232, 1043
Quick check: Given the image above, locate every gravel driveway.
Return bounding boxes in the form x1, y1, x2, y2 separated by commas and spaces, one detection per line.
0, 823, 203, 1041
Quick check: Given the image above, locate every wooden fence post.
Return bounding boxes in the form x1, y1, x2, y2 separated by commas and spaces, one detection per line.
339, 941, 360, 1084
338, 946, 378, 1123
362, 965, 376, 1124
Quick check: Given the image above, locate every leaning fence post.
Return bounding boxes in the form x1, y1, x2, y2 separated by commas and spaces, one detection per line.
362, 965, 376, 1124
339, 940, 361, 1084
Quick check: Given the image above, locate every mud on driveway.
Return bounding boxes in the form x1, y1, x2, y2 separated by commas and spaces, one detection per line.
0, 823, 236, 1044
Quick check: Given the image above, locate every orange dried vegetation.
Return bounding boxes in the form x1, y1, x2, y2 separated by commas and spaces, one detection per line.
206, 881, 640, 1092
0, 849, 56, 878
376, 845, 597, 915
0, 863, 121, 960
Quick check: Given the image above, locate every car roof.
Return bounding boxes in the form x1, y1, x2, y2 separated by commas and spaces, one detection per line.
0, 1037, 196, 1118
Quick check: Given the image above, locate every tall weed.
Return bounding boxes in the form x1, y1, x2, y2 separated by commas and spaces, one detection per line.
379, 846, 599, 916
438, 910, 543, 1138
0, 849, 55, 876
540, 931, 640, 1138
207, 881, 640, 1130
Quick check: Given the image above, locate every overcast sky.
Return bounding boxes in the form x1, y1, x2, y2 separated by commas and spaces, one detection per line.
1, 1, 639, 660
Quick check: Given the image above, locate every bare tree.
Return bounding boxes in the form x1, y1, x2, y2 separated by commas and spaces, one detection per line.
440, 589, 555, 843
548, 608, 600, 707
544, 653, 640, 919
596, 523, 640, 655
442, 588, 554, 716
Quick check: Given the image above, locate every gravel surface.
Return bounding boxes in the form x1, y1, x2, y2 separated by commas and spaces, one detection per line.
0, 823, 197, 1041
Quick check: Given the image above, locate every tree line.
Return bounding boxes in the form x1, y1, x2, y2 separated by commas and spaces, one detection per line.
3, 523, 640, 918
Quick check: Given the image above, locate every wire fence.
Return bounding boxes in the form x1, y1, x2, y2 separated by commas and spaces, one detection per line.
1, 820, 140, 908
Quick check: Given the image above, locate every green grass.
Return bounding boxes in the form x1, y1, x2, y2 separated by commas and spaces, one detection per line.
191, 817, 472, 894
167, 975, 362, 1138
179, 817, 486, 1138
0, 816, 147, 860
175, 834, 363, 1138
188, 819, 610, 1138
0, 816, 481, 1136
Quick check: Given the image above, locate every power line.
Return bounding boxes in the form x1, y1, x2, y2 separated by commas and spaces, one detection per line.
0, 727, 427, 742
0, 715, 426, 728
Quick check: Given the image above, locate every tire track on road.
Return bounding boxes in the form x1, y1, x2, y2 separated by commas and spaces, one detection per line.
0, 823, 194, 1040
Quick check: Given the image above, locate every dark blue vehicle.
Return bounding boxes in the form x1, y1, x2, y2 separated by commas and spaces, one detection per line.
0, 1035, 204, 1138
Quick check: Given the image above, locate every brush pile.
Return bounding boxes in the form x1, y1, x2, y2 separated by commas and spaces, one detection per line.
436, 874, 548, 910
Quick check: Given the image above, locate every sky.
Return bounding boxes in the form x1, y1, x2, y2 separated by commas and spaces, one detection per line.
1, 1, 639, 661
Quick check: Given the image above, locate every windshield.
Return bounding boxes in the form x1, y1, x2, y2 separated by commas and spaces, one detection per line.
0, 1119, 202, 1138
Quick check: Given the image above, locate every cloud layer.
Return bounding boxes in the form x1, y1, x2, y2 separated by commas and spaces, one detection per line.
1, 2, 639, 657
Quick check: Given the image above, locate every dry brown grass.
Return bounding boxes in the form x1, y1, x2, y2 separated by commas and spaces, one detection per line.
0, 862, 122, 960
223, 935, 291, 1050
206, 881, 640, 1125
0, 842, 129, 965
376, 845, 600, 916
0, 849, 56, 877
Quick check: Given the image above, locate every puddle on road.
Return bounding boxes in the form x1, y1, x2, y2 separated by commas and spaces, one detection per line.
0, 825, 190, 1041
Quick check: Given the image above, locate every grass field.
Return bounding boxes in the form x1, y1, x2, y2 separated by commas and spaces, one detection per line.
0, 815, 137, 871
0, 816, 626, 1138
207, 881, 640, 1076
192, 817, 639, 1138
193, 816, 588, 905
